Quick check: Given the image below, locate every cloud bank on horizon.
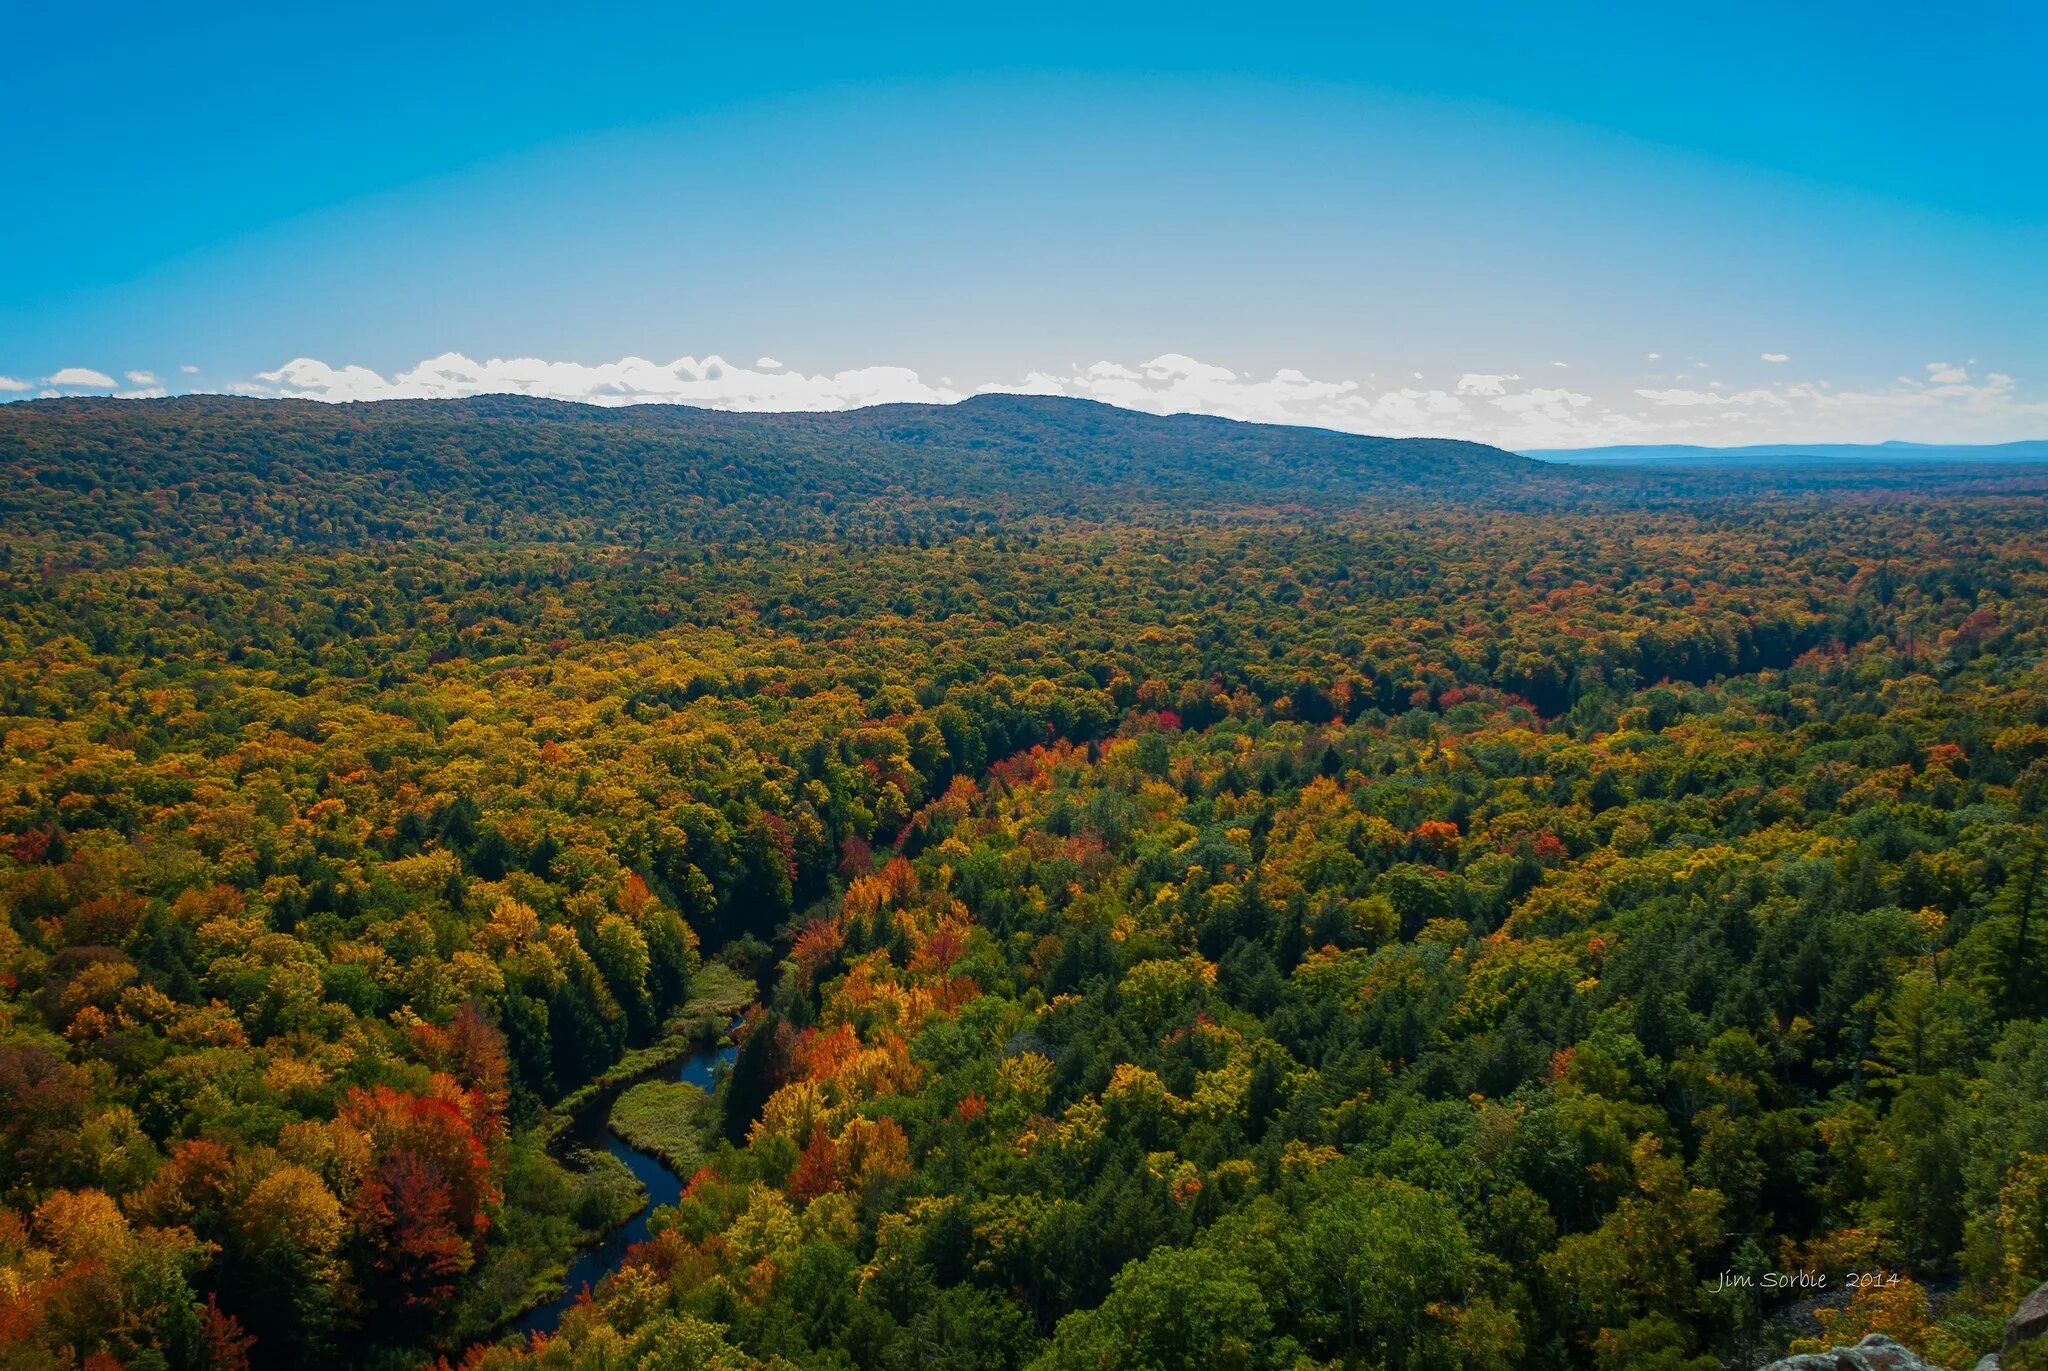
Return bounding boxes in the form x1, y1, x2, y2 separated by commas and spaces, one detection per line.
8, 351, 2044, 450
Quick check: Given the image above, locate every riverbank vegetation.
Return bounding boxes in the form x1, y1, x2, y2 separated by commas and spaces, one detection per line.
444, 1142, 645, 1347
666, 963, 757, 1040
608, 1081, 721, 1177
0, 397, 2045, 1368
537, 961, 751, 1152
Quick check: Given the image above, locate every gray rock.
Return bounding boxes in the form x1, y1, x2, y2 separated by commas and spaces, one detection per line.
1757, 1334, 1949, 1371
1756, 1277, 2048, 1371
2007, 1280, 2048, 1353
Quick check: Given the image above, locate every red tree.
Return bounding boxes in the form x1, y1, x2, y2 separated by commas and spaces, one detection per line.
338, 1080, 501, 1314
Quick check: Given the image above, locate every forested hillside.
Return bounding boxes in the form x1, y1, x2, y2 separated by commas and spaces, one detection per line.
1, 396, 2045, 1370
0, 395, 1532, 560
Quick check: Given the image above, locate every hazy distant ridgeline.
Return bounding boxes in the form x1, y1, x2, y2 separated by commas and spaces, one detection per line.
1525, 439, 2048, 465
0, 393, 1535, 558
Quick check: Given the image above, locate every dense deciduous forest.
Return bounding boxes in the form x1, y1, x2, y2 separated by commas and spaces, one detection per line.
2, 396, 2045, 1370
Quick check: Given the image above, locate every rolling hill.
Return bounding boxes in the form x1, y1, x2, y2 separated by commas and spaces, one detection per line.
0, 392, 1537, 559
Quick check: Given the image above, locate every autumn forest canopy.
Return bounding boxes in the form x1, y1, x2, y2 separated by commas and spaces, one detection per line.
2, 394, 2046, 1371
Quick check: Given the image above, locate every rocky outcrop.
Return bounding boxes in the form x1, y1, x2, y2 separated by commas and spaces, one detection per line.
1755, 1280, 2048, 1371
2008, 1280, 2048, 1355
1758, 1334, 1948, 1370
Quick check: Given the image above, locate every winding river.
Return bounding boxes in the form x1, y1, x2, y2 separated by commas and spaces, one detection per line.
513, 1037, 739, 1339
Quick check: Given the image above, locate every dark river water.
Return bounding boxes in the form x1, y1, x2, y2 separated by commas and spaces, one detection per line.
512, 1038, 739, 1339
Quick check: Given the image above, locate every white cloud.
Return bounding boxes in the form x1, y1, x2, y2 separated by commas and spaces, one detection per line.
48, 367, 117, 388
1493, 386, 1593, 419
1925, 361, 1968, 384
1646, 352, 1662, 361
1550, 360, 1569, 368
180, 364, 199, 374
1761, 353, 1789, 363
755, 357, 783, 369
0, 376, 30, 392
125, 370, 158, 385
989, 354, 2046, 444
255, 353, 963, 410
981, 355, 1630, 445
1636, 387, 1785, 408
1635, 388, 1721, 407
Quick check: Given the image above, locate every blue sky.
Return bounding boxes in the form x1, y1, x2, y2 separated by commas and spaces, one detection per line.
5, 1, 2044, 445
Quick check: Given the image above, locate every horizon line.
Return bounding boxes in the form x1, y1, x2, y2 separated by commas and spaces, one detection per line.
8, 387, 2047, 457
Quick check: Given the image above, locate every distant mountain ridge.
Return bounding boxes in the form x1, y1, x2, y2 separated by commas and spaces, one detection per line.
0, 392, 1536, 559
1524, 438, 2048, 465
390, 390, 1531, 485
